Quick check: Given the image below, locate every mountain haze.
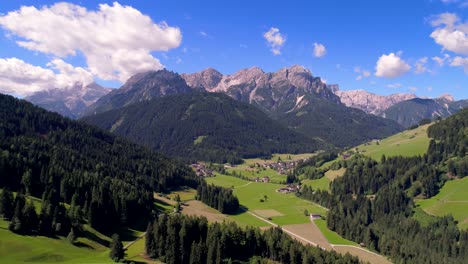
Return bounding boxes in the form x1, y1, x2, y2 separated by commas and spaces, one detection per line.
25, 82, 110, 119
382, 97, 468, 127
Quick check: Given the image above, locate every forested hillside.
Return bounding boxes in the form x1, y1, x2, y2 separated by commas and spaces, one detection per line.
0, 93, 196, 233
145, 214, 360, 264
82, 92, 324, 164
298, 109, 468, 263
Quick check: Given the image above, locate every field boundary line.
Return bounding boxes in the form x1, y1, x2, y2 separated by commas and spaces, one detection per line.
331, 244, 385, 257
124, 232, 146, 250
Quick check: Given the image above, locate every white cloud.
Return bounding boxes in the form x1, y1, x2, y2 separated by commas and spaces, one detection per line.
414, 57, 428, 74
387, 83, 402, 89
427, 86, 433, 92
200, 31, 208, 37
432, 53, 451, 66
0, 2, 182, 82
451, 56, 468, 73
263, 27, 285, 55
375, 52, 411, 78
354, 66, 371, 80
313, 43, 326, 57
430, 13, 468, 55
0, 57, 92, 96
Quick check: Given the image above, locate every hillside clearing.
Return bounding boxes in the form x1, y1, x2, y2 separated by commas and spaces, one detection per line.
417, 177, 468, 229
356, 124, 431, 160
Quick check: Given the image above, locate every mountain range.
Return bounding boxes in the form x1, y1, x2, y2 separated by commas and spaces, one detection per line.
24, 82, 110, 119
335, 89, 468, 127
82, 92, 324, 164
82, 67, 402, 155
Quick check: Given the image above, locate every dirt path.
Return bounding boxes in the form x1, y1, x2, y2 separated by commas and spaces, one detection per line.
124, 232, 146, 250
333, 245, 392, 264
245, 210, 392, 264
282, 222, 332, 250
234, 182, 253, 188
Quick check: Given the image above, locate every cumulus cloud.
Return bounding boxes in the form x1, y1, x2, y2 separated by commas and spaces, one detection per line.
0, 2, 182, 82
313, 43, 326, 57
0, 57, 93, 96
375, 53, 411, 78
451, 56, 468, 73
263, 27, 285, 55
430, 13, 468, 55
432, 53, 451, 66
414, 57, 429, 74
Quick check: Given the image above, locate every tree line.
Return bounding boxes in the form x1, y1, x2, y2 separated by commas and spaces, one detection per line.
145, 214, 360, 264
196, 181, 239, 214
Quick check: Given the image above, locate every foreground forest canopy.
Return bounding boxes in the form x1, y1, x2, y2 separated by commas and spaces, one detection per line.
0, 94, 197, 233
296, 108, 468, 264
145, 214, 360, 264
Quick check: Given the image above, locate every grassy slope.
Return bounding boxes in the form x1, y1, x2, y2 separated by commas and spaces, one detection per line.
416, 177, 468, 229
314, 218, 358, 246
0, 193, 147, 264
355, 124, 431, 161
0, 219, 113, 264
302, 178, 330, 191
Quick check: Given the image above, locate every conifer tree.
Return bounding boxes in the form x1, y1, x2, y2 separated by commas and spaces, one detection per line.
109, 233, 124, 262
0, 189, 14, 220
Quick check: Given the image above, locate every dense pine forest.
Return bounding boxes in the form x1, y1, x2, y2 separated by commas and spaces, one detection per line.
82, 92, 324, 164
196, 181, 239, 214
145, 214, 360, 264
0, 94, 197, 234
298, 109, 468, 264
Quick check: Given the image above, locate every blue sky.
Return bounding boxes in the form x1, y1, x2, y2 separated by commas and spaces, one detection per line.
0, 0, 467, 99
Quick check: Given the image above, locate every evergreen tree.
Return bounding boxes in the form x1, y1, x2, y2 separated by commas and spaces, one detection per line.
23, 200, 39, 233
109, 233, 124, 262
0, 189, 14, 220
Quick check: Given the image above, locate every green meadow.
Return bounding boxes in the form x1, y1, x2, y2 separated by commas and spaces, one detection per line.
206, 174, 326, 226
417, 177, 468, 229
314, 218, 357, 245
0, 191, 147, 264
302, 177, 331, 191
355, 124, 431, 161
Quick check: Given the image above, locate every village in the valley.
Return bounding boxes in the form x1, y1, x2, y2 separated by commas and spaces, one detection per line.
191, 157, 308, 194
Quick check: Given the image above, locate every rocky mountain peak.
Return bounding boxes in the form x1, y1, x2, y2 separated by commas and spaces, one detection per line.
181, 67, 223, 90
438, 93, 454, 102
335, 89, 417, 115
25, 82, 110, 119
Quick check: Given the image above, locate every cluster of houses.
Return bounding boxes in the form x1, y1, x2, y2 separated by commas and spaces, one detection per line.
253, 176, 270, 183
259, 160, 304, 174
276, 184, 301, 194
190, 163, 214, 177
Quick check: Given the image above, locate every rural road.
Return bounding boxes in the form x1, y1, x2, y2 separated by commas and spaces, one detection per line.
244, 209, 392, 264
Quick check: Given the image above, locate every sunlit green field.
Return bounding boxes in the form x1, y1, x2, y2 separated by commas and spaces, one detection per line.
206, 174, 326, 226
314, 218, 358, 245
417, 177, 468, 229
355, 124, 431, 161
302, 177, 331, 191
